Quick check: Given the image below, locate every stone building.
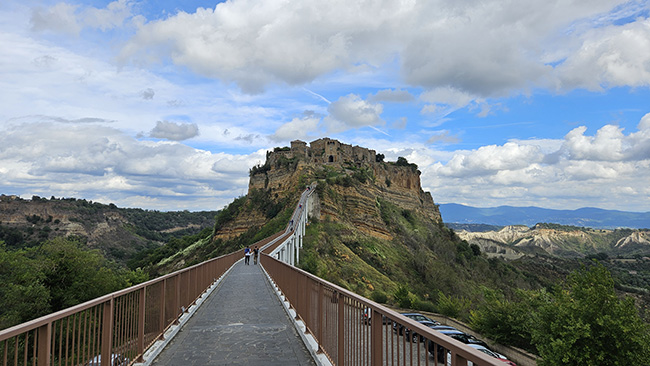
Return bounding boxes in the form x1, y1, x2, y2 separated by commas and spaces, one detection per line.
290, 138, 376, 166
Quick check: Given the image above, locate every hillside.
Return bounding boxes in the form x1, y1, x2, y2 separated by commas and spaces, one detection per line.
172, 139, 554, 310
136, 138, 650, 321
440, 203, 650, 229
0, 195, 218, 265
457, 223, 650, 258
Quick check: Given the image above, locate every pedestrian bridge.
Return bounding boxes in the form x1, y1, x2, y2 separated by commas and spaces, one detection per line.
0, 186, 503, 366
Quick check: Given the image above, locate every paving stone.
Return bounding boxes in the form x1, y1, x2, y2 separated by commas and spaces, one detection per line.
151, 261, 316, 366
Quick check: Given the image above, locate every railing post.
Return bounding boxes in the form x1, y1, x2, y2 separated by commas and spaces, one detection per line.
101, 298, 114, 366
159, 279, 167, 340
174, 275, 181, 324
317, 284, 323, 348
137, 287, 146, 362
337, 292, 344, 366
37, 323, 51, 366
371, 308, 382, 366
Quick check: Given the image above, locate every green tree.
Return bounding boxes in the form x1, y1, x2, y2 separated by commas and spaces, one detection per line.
0, 242, 50, 329
531, 264, 650, 365
35, 238, 127, 311
394, 285, 413, 308
469, 287, 535, 351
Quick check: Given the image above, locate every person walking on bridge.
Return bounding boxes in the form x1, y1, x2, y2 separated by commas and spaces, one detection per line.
253, 246, 259, 264
244, 246, 251, 265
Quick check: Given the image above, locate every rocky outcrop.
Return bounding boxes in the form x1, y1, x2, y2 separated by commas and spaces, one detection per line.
457, 224, 650, 257
0, 196, 217, 264
236, 138, 442, 241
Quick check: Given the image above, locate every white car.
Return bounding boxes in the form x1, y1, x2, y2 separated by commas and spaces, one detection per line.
466, 344, 517, 366
85, 353, 130, 366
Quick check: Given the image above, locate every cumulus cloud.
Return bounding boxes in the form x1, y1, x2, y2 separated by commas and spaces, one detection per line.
31, 0, 133, 35
323, 94, 384, 133
140, 88, 155, 100
270, 111, 321, 142
424, 116, 650, 211
369, 89, 415, 103
31, 3, 81, 35
0, 122, 257, 211
117, 0, 649, 99
555, 18, 650, 90
149, 120, 199, 141
427, 130, 460, 144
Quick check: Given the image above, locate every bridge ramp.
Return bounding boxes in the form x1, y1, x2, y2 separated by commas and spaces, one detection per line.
151, 260, 316, 366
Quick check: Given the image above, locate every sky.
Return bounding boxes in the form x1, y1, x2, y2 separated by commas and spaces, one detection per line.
1, 0, 650, 213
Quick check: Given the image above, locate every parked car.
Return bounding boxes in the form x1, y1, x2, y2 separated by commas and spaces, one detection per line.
440, 329, 489, 348
410, 320, 442, 342
393, 312, 438, 335
85, 354, 130, 366
467, 344, 517, 366
361, 307, 390, 325
362, 307, 371, 324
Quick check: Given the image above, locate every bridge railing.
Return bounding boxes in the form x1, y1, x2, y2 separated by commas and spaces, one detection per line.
262, 254, 504, 366
0, 249, 242, 366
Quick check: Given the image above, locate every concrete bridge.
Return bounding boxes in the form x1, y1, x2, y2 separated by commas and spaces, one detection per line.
0, 185, 503, 366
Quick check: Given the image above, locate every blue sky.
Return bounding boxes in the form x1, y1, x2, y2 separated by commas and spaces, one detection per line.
1, 0, 650, 213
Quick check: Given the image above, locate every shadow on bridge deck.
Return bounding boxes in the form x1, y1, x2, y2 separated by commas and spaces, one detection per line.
148, 260, 316, 366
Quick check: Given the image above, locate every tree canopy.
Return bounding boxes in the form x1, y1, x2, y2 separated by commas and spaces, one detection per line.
471, 264, 650, 365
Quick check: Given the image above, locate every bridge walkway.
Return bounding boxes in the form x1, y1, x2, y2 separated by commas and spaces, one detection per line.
150, 259, 316, 366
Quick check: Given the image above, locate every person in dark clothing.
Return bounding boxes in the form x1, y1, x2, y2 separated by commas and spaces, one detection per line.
253, 246, 259, 264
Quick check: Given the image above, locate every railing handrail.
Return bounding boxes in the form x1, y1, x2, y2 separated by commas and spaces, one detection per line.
0, 250, 240, 340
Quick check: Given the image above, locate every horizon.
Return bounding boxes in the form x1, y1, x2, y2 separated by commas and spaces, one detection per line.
1, 1, 649, 213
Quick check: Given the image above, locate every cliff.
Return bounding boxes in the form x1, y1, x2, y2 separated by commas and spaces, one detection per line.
213, 138, 442, 242
457, 224, 650, 257
0, 195, 217, 264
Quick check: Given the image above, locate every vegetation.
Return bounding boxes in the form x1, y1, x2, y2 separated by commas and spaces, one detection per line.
471, 264, 650, 364
394, 156, 419, 172
0, 238, 147, 329
5, 143, 650, 364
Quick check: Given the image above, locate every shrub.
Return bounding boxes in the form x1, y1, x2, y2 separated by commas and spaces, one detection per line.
437, 293, 471, 321
394, 285, 413, 308
371, 290, 388, 304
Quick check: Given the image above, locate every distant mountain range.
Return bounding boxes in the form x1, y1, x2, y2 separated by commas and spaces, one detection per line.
439, 203, 650, 229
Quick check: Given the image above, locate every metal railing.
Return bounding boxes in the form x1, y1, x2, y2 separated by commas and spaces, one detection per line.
261, 255, 504, 366
0, 250, 242, 366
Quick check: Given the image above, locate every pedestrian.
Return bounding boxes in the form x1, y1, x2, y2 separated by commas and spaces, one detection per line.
244, 246, 251, 265
253, 246, 259, 265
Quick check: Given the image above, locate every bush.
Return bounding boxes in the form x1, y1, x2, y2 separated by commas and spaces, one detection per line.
531, 264, 650, 365
413, 298, 436, 313
437, 293, 471, 321
469, 288, 534, 351
394, 285, 413, 308
371, 290, 388, 304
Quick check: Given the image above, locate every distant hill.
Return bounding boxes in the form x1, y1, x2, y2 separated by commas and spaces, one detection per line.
439, 203, 650, 229
0, 195, 218, 265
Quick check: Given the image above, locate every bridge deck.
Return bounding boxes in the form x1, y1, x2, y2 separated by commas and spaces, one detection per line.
150, 260, 316, 366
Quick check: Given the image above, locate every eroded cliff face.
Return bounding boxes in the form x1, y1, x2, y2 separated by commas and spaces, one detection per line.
458, 224, 650, 257
221, 138, 442, 241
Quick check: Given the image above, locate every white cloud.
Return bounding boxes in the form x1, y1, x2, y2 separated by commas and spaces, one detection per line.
31, 3, 81, 35
436, 143, 544, 178
426, 130, 460, 144
424, 116, 650, 211
0, 122, 257, 211
369, 88, 415, 103
555, 18, 650, 90
270, 111, 321, 142
149, 120, 199, 141
82, 0, 133, 31
323, 94, 384, 133
30, 0, 134, 34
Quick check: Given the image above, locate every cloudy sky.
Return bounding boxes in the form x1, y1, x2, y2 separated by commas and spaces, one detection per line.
1, 0, 650, 212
